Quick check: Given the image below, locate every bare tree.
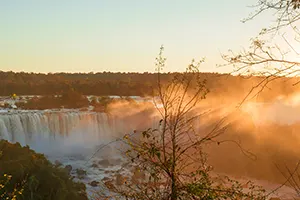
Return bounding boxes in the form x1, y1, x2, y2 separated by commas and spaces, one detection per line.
244, 0, 300, 33
222, 0, 300, 104
97, 46, 266, 200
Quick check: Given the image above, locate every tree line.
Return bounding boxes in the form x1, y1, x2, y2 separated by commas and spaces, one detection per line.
1, 71, 299, 103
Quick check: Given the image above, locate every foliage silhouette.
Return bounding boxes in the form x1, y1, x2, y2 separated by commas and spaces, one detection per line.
0, 140, 88, 200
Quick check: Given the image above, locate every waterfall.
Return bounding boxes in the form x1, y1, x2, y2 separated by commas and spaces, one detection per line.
0, 112, 110, 143
0, 110, 158, 156
0, 111, 124, 157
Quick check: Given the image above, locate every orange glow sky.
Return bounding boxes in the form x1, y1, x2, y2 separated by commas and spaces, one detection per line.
0, 0, 272, 73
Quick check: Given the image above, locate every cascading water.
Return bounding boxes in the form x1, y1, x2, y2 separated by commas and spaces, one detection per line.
0, 109, 158, 197
0, 111, 118, 151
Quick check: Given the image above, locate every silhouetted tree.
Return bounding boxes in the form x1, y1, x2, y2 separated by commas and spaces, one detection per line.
97, 46, 266, 200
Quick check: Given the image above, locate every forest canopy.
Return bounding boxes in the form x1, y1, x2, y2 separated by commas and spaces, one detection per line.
1, 71, 299, 103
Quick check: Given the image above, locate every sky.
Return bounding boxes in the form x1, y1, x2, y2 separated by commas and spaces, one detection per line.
0, 0, 272, 73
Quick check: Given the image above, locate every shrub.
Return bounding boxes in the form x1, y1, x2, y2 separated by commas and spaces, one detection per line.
0, 140, 88, 200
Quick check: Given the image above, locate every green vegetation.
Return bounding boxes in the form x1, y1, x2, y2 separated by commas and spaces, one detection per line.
0, 140, 88, 200
0, 71, 299, 103
14, 93, 141, 111
15, 89, 89, 110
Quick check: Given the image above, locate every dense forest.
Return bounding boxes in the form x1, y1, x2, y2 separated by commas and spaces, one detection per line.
1, 71, 299, 102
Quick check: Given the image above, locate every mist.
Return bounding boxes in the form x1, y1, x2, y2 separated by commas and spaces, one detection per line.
99, 92, 300, 186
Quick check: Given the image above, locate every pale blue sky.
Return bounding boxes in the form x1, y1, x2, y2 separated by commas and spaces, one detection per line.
0, 0, 271, 73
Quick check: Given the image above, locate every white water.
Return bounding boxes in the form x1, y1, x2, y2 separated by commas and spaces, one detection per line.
0, 109, 158, 198
0, 111, 118, 151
